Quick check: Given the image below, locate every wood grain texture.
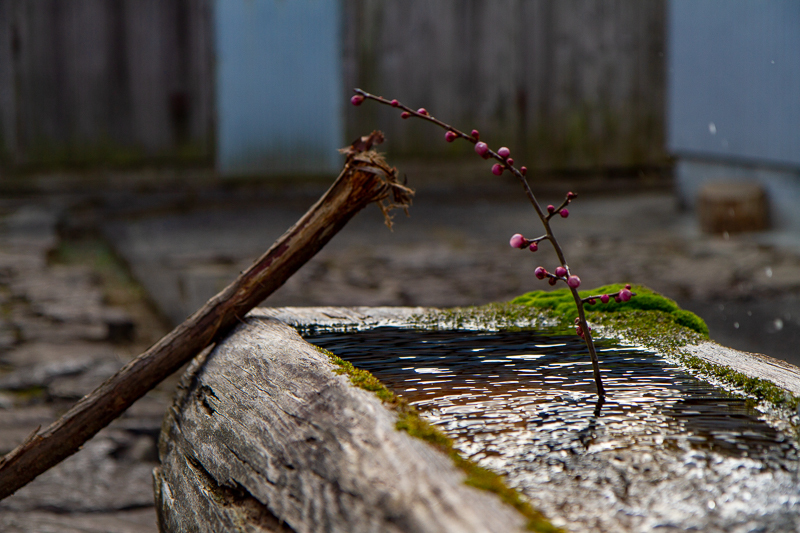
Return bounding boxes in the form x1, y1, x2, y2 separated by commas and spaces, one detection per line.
155, 317, 527, 533
253, 305, 433, 329
344, 0, 667, 169
0, 0, 213, 165
685, 342, 800, 396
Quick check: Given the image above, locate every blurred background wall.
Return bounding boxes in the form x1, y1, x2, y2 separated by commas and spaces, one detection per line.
345, 0, 667, 173
0, 0, 215, 170
0, 0, 668, 177
667, 0, 800, 231
215, 0, 344, 176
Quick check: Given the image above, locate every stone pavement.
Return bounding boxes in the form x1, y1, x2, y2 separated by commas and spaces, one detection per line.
2, 171, 800, 532
0, 199, 171, 532
103, 176, 800, 365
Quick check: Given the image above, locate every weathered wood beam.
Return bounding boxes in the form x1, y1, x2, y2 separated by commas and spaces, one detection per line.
0, 133, 412, 500
155, 317, 528, 533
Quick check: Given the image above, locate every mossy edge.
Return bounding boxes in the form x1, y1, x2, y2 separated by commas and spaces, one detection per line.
306, 284, 798, 530
313, 344, 563, 533
411, 284, 799, 411
511, 283, 709, 337
510, 284, 798, 411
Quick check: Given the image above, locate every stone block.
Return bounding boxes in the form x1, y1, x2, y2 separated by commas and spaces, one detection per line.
697, 181, 768, 234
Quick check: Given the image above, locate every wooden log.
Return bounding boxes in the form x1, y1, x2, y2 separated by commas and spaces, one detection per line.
0, 133, 413, 501
154, 317, 527, 533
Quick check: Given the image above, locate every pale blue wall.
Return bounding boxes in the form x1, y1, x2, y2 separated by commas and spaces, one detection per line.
215, 0, 343, 176
667, 0, 800, 168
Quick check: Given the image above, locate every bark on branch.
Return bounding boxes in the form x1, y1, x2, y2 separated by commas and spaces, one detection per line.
0, 132, 412, 500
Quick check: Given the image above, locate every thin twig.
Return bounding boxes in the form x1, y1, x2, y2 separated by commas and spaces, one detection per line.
353, 89, 614, 397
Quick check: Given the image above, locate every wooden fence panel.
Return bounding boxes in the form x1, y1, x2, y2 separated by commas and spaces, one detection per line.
344, 0, 667, 171
1, 0, 664, 173
0, 0, 213, 169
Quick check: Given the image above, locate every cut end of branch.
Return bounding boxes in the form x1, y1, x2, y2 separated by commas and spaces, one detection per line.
341, 133, 414, 231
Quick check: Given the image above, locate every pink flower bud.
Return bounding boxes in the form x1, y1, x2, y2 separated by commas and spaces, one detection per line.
555, 266, 567, 278
351, 95, 365, 106
506, 158, 514, 166
560, 209, 569, 218
600, 294, 610, 304
567, 275, 581, 288
620, 289, 632, 302
625, 284, 631, 290
445, 131, 458, 143
575, 317, 581, 324
520, 166, 527, 176
401, 111, 411, 119
547, 205, 556, 213
491, 164, 504, 176
588, 298, 596, 305
390, 99, 399, 107
614, 295, 621, 303
576, 325, 584, 338
567, 191, 577, 200
529, 242, 538, 252
548, 277, 557, 286
471, 129, 480, 139
534, 266, 547, 279
497, 147, 510, 158
417, 108, 429, 116
474, 142, 489, 156
509, 233, 526, 249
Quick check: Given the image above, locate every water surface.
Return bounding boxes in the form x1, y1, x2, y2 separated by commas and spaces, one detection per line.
304, 328, 800, 533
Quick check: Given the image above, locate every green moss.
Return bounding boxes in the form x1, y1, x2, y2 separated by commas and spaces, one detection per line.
7, 385, 47, 403
511, 284, 799, 410
7, 137, 210, 174
414, 285, 797, 412
682, 355, 799, 411
673, 309, 709, 337
411, 301, 552, 332
590, 309, 705, 356
326, 354, 395, 403
312, 284, 797, 526
511, 283, 709, 337
314, 344, 562, 532
395, 410, 453, 451
49, 238, 155, 312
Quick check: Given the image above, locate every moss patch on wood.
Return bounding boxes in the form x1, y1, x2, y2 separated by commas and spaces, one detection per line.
683, 355, 799, 411
411, 301, 552, 331
511, 283, 709, 337
414, 284, 797, 411
314, 344, 562, 533
510, 284, 799, 411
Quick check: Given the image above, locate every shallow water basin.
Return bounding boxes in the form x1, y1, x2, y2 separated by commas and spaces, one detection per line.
304, 327, 800, 533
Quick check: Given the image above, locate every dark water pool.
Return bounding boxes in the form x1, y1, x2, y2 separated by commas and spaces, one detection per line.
304, 327, 800, 533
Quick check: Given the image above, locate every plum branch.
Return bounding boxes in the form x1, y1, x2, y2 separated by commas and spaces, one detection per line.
352, 88, 638, 398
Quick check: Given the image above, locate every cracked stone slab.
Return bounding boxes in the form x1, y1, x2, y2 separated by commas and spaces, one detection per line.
0, 405, 58, 455
1, 429, 157, 513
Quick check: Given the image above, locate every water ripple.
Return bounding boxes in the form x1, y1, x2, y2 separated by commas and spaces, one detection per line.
305, 327, 800, 533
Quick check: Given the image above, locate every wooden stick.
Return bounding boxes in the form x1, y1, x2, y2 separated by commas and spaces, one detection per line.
0, 133, 412, 500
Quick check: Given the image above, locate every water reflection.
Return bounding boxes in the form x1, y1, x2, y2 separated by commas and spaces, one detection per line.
304, 328, 800, 533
